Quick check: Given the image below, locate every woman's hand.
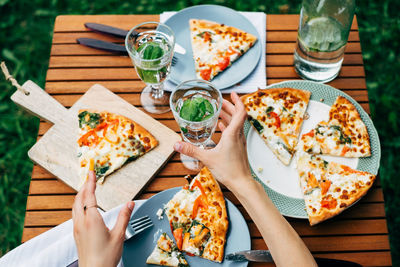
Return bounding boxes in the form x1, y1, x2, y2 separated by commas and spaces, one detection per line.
173, 92, 252, 190
72, 171, 135, 267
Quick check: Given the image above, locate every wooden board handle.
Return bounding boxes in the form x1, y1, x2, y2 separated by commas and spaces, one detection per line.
11, 80, 68, 125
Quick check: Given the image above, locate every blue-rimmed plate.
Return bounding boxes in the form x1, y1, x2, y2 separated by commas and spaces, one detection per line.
122, 187, 251, 266
245, 80, 381, 218
164, 4, 261, 90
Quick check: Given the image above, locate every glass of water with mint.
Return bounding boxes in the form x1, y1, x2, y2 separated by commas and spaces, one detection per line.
125, 22, 175, 114
294, 0, 356, 83
170, 79, 222, 170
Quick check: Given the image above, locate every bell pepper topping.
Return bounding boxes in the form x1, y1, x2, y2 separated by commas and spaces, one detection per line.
268, 111, 281, 128
190, 180, 207, 202
173, 228, 183, 250
303, 130, 315, 138
192, 196, 208, 219
320, 180, 332, 195
341, 146, 351, 156
78, 130, 99, 147
89, 158, 95, 171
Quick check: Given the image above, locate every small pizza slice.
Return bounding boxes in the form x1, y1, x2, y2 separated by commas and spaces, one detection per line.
164, 167, 228, 262
296, 150, 376, 225
146, 233, 189, 267
242, 88, 311, 165
189, 19, 257, 81
299, 96, 371, 157
77, 110, 158, 187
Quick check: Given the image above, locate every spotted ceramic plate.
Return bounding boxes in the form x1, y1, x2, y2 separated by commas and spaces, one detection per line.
245, 80, 381, 218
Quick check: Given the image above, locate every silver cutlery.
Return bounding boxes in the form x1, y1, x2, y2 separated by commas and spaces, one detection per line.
226, 249, 363, 266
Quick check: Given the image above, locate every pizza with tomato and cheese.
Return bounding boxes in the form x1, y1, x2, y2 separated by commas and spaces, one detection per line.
296, 150, 376, 225
299, 96, 371, 157
189, 19, 257, 81
146, 233, 189, 267
242, 88, 311, 165
77, 110, 158, 187
164, 167, 228, 262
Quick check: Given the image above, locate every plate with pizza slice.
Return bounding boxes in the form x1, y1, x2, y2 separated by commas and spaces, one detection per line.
122, 167, 251, 266
243, 80, 381, 224
164, 4, 262, 90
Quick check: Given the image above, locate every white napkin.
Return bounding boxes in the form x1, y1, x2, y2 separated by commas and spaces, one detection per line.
160, 11, 267, 94
0, 200, 145, 267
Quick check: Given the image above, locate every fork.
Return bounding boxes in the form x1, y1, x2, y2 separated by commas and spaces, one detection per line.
125, 215, 153, 240
66, 215, 153, 267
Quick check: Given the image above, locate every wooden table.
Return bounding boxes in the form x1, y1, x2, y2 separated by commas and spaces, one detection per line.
21, 14, 392, 266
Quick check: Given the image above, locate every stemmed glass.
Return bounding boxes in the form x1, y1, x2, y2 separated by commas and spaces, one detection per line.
170, 79, 222, 171
125, 22, 175, 114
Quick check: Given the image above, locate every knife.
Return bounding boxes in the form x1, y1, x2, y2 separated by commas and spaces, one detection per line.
226, 250, 362, 267
79, 23, 186, 55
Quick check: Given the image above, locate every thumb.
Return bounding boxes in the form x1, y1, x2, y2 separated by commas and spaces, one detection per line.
111, 201, 135, 241
174, 141, 204, 161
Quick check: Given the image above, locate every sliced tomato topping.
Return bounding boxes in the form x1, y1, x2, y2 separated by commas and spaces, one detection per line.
203, 32, 211, 42
78, 130, 99, 147
320, 180, 332, 195
268, 111, 281, 128
173, 228, 183, 250
303, 130, 315, 138
192, 196, 208, 219
200, 68, 212, 81
218, 57, 230, 71
341, 146, 351, 156
321, 195, 337, 209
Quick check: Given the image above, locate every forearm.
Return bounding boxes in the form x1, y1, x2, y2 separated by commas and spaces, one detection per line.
228, 177, 316, 267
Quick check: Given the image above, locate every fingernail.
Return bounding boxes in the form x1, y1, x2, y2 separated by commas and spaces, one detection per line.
127, 201, 134, 211
174, 142, 182, 152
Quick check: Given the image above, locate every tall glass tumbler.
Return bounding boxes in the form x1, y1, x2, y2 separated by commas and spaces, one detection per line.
170, 79, 222, 171
125, 22, 175, 114
294, 0, 356, 83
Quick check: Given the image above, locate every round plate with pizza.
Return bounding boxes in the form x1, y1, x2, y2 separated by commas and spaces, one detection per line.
164, 4, 262, 90
244, 80, 381, 220
122, 187, 251, 267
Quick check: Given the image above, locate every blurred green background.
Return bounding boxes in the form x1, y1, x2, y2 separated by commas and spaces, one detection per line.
0, 0, 398, 264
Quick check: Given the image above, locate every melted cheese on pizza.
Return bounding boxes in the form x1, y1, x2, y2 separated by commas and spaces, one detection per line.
146, 233, 189, 267
299, 96, 371, 157
189, 19, 257, 81
296, 149, 375, 225
77, 110, 156, 186
242, 89, 310, 165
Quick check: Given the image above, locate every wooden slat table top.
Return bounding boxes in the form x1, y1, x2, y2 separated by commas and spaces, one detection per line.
21, 14, 392, 266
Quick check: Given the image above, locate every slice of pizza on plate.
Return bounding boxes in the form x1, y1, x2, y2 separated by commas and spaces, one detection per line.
299, 96, 371, 157
146, 232, 189, 267
77, 110, 158, 187
189, 19, 257, 81
242, 88, 311, 165
296, 150, 376, 225
164, 167, 228, 262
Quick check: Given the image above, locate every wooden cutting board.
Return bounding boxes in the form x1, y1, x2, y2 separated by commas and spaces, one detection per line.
11, 81, 181, 210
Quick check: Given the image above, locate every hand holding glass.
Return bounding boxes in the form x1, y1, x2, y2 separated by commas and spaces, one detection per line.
170, 79, 222, 170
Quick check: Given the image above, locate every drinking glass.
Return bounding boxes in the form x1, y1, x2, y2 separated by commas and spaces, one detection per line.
294, 0, 356, 83
170, 79, 222, 171
125, 22, 175, 114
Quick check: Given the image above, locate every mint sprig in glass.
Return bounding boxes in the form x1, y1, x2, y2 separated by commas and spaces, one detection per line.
170, 79, 222, 170
125, 22, 175, 114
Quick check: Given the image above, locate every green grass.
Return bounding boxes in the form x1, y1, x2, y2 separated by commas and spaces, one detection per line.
0, 0, 399, 264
